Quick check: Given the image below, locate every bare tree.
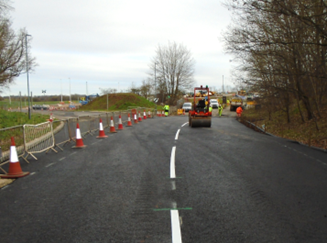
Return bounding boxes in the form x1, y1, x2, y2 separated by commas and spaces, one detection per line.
149, 41, 195, 105
139, 79, 151, 99
0, 1, 36, 92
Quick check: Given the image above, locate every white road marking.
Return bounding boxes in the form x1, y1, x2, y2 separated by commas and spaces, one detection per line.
30, 172, 36, 176
69, 152, 77, 156
171, 180, 176, 190
181, 122, 188, 127
59, 157, 66, 161
175, 129, 181, 140
45, 163, 54, 168
171, 202, 182, 243
170, 146, 176, 179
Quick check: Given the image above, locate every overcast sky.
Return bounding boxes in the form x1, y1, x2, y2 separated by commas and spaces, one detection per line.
3, 0, 234, 97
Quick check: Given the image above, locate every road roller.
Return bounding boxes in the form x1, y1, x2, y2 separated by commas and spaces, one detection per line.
189, 85, 212, 127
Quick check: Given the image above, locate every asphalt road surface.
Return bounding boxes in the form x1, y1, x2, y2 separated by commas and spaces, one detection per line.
1, 113, 327, 243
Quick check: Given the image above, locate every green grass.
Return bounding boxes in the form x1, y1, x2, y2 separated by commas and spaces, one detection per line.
0, 110, 50, 128
0, 109, 52, 151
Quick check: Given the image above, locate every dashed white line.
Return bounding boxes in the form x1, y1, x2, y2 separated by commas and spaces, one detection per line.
175, 129, 181, 140
171, 180, 176, 190
45, 163, 54, 168
170, 146, 176, 179
69, 152, 77, 156
59, 157, 66, 161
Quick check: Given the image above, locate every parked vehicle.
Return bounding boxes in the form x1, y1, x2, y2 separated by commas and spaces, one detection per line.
182, 102, 192, 112
210, 99, 219, 109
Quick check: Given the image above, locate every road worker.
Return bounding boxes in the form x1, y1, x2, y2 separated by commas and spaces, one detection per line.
164, 104, 170, 117
236, 106, 243, 118
218, 104, 223, 117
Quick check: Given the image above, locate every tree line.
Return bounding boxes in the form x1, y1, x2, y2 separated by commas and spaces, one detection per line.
223, 0, 327, 130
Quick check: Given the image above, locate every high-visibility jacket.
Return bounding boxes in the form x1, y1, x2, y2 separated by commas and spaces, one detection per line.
164, 105, 169, 111
209, 106, 212, 112
236, 106, 243, 114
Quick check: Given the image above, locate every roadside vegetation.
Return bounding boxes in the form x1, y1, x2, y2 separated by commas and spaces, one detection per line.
224, 1, 327, 150
0, 109, 50, 128
0, 109, 51, 151
241, 103, 327, 150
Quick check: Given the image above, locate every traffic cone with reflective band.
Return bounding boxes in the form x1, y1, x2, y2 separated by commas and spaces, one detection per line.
134, 113, 138, 124
49, 113, 53, 122
118, 115, 124, 130
158, 110, 161, 117
147, 110, 151, 118
138, 111, 142, 122
127, 113, 133, 127
143, 110, 147, 119
0, 137, 30, 179
162, 110, 165, 117
97, 118, 108, 138
72, 123, 87, 148
109, 116, 117, 133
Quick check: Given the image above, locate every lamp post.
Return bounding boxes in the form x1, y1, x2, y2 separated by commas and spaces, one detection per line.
25, 33, 31, 119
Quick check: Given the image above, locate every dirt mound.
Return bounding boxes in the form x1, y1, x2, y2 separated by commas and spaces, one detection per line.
79, 93, 156, 111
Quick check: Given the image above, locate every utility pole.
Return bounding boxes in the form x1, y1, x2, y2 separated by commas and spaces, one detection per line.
155, 62, 157, 109
107, 93, 109, 110
69, 77, 71, 103
222, 75, 225, 94
61, 79, 63, 103
19, 91, 22, 112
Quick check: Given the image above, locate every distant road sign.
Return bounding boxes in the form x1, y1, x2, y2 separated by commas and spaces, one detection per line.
154, 98, 159, 103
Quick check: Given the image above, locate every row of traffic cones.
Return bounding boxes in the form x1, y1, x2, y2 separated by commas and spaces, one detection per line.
157, 110, 165, 117
0, 111, 152, 179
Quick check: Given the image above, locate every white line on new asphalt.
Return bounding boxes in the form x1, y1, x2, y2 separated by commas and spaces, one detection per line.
181, 122, 188, 127
170, 146, 176, 179
45, 163, 54, 168
69, 152, 77, 156
171, 202, 182, 243
59, 157, 66, 161
175, 129, 181, 140
170, 146, 182, 243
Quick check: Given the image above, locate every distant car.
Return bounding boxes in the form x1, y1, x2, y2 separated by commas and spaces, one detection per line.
210, 99, 219, 109
42, 105, 50, 110
32, 105, 42, 110
182, 102, 192, 112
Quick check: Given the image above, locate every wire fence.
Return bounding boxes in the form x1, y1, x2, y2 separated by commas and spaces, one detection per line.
0, 108, 158, 174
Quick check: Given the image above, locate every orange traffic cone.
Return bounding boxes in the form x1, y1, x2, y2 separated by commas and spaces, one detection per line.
0, 137, 30, 179
72, 123, 87, 148
109, 116, 117, 133
118, 115, 124, 130
162, 110, 165, 117
158, 110, 161, 117
143, 110, 147, 120
127, 113, 133, 127
97, 118, 108, 138
147, 110, 151, 118
134, 113, 138, 124
138, 111, 142, 122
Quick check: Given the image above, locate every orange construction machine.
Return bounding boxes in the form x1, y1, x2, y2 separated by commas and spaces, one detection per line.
189, 85, 212, 127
